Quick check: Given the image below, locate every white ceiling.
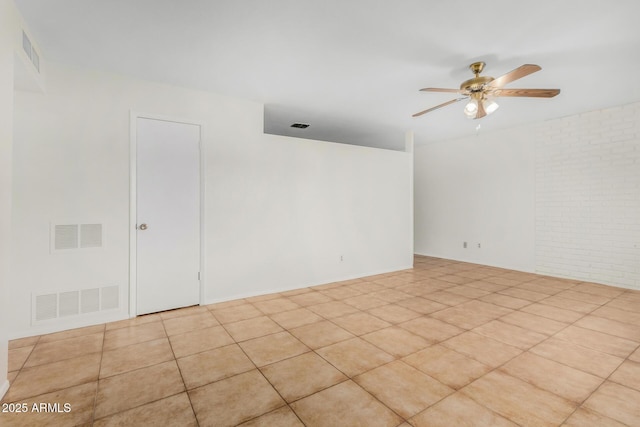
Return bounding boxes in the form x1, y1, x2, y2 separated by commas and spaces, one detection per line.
15, 0, 640, 150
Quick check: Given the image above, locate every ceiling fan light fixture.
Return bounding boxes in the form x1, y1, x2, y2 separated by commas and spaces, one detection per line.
484, 98, 499, 115
463, 99, 478, 118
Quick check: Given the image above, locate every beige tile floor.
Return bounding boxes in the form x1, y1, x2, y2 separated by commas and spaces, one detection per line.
2, 255, 640, 426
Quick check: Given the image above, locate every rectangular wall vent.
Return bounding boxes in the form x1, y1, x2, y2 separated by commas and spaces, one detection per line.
22, 31, 31, 59
21, 30, 40, 73
55, 225, 79, 250
51, 223, 103, 252
35, 294, 57, 322
101, 286, 119, 310
59, 291, 79, 317
31, 48, 40, 72
81, 288, 100, 313
32, 285, 120, 324
80, 224, 103, 248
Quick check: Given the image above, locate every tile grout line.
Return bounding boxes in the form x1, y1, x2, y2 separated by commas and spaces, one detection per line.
486, 283, 632, 426
395, 272, 630, 425
215, 311, 308, 426
557, 336, 640, 425
92, 320, 195, 424
258, 293, 436, 425
160, 313, 202, 427
90, 323, 107, 426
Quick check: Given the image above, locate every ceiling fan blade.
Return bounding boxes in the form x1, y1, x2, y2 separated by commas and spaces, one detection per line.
489, 64, 541, 88
420, 87, 463, 93
491, 88, 560, 98
412, 97, 466, 117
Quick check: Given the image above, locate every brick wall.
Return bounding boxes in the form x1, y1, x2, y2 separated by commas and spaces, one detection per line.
535, 102, 640, 289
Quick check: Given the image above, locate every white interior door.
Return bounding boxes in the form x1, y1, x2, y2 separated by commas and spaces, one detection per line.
136, 118, 201, 315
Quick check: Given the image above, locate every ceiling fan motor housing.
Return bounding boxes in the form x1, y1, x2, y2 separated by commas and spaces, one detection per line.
460, 62, 494, 93
460, 76, 494, 93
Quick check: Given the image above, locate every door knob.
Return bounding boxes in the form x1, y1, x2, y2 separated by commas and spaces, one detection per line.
139, 223, 148, 230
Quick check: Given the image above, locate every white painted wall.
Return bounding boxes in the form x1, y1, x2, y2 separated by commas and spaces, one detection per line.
10, 61, 413, 338
415, 103, 640, 289
414, 126, 536, 271
207, 131, 412, 301
0, 0, 18, 401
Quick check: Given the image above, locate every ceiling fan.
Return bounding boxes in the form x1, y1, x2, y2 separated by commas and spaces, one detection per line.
413, 62, 560, 120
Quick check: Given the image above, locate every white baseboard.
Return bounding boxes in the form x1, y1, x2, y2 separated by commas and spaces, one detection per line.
0, 379, 9, 401
204, 264, 414, 306
413, 251, 535, 274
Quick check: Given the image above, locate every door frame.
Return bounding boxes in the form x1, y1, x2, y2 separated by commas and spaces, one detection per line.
129, 111, 206, 317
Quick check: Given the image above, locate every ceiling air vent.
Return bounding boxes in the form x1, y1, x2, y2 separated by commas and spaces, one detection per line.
290, 123, 310, 129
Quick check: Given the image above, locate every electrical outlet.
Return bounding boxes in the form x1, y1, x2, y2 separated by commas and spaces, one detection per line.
478, 243, 481, 248
340, 255, 343, 262
463, 242, 467, 248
